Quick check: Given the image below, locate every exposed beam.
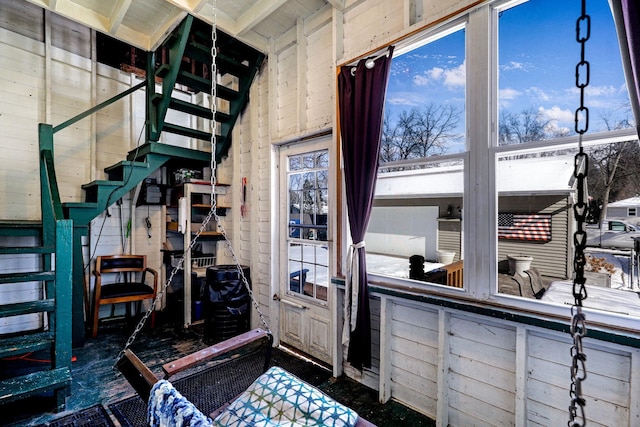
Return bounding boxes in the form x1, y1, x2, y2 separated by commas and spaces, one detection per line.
149, 8, 189, 51
324, 0, 345, 10
236, 0, 287, 35
108, 0, 133, 33
49, 0, 109, 32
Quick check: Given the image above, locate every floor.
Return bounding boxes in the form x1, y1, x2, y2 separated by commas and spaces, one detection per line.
3, 310, 436, 427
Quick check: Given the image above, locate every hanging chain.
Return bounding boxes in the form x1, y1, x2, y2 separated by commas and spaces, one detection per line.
569, 1, 590, 425
114, 0, 269, 368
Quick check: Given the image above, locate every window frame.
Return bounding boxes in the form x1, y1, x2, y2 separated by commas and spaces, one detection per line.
347, 0, 640, 332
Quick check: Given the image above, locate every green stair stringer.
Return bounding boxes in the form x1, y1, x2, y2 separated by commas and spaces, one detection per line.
63, 153, 168, 227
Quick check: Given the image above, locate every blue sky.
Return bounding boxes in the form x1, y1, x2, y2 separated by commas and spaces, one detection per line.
385, 0, 631, 147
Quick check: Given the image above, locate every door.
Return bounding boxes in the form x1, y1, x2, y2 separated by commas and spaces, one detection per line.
278, 141, 332, 364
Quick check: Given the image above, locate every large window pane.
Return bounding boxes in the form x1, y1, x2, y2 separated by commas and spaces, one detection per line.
366, 25, 466, 287
287, 149, 329, 303
498, 0, 631, 145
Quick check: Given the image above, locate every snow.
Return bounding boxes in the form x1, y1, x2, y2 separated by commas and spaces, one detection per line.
585, 248, 638, 290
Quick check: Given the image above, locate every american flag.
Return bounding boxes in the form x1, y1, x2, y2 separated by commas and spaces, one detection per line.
498, 213, 552, 242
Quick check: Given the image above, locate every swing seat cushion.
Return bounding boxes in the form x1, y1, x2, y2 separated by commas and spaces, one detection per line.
212, 366, 358, 427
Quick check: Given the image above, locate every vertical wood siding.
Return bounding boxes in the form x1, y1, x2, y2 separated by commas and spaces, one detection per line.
348, 292, 640, 426
305, 23, 333, 131
276, 44, 298, 137
390, 302, 439, 416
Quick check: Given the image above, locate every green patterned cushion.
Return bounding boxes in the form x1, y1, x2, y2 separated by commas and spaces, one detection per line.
212, 366, 358, 427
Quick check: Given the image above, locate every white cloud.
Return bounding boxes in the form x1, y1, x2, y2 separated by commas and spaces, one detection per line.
526, 86, 550, 101
499, 88, 521, 100
427, 67, 444, 80
387, 93, 423, 107
501, 61, 524, 71
409, 63, 465, 90
443, 62, 466, 88
538, 105, 574, 124
413, 74, 430, 86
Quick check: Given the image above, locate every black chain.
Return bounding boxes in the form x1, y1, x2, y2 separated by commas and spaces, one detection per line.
569, 1, 590, 426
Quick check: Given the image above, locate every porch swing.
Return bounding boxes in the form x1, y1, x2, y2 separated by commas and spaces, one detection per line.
112, 1, 376, 426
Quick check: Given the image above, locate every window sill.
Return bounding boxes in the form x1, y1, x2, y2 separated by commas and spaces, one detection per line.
332, 275, 640, 349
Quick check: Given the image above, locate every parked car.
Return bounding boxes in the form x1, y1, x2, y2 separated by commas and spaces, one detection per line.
585, 220, 640, 250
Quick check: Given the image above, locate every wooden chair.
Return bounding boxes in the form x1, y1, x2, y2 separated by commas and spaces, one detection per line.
92, 255, 158, 338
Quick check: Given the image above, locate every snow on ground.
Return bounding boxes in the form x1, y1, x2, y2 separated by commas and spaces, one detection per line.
585, 248, 638, 290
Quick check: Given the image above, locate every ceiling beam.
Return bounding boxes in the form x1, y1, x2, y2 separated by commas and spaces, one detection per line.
235, 0, 287, 35
108, 0, 133, 33
324, 0, 345, 10
49, 0, 109, 32
149, 8, 189, 51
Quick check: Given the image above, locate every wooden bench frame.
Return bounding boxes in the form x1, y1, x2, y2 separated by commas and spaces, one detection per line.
116, 328, 375, 426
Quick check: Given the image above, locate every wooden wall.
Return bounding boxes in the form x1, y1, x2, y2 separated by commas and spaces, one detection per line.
342, 291, 640, 426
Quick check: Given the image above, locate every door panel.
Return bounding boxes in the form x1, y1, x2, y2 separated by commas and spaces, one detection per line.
279, 142, 333, 364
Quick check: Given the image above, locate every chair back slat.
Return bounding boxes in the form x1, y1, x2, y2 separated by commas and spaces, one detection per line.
97, 255, 146, 273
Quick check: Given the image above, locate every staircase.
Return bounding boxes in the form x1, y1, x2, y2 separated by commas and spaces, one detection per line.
0, 220, 73, 412
0, 14, 264, 412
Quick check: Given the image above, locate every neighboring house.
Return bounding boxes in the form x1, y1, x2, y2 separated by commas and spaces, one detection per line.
607, 197, 640, 222
369, 155, 576, 278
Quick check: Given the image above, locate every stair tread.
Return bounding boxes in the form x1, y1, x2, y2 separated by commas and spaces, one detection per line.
81, 180, 125, 189
62, 202, 99, 208
0, 271, 55, 284
0, 300, 55, 317
0, 246, 55, 255
0, 220, 42, 237
104, 161, 149, 172
0, 367, 70, 404
163, 123, 213, 141
156, 65, 239, 99
0, 332, 53, 359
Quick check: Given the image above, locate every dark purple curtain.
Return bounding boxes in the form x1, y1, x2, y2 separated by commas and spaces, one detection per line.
615, 0, 640, 133
338, 47, 393, 370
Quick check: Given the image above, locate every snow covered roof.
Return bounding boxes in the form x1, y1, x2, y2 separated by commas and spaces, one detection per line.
608, 197, 640, 207
375, 155, 576, 198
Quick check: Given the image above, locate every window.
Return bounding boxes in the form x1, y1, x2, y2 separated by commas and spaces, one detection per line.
350, 0, 640, 323
287, 150, 329, 302
365, 24, 466, 286
497, 0, 631, 145
495, 0, 638, 306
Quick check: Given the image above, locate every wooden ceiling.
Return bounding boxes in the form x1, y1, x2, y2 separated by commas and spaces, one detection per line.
24, 0, 344, 52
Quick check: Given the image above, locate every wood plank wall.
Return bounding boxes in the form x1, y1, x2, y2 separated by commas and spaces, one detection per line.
347, 292, 640, 426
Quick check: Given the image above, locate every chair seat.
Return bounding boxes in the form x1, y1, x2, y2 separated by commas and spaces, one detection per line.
101, 283, 154, 299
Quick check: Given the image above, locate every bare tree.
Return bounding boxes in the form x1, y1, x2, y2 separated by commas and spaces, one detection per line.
381, 104, 462, 164
587, 116, 640, 224
499, 108, 553, 144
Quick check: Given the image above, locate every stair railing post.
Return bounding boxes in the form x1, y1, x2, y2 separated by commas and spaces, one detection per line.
39, 123, 63, 245
54, 219, 73, 410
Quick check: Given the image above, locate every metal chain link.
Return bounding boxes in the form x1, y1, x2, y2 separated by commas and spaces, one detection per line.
569, 1, 590, 425
114, 0, 269, 368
